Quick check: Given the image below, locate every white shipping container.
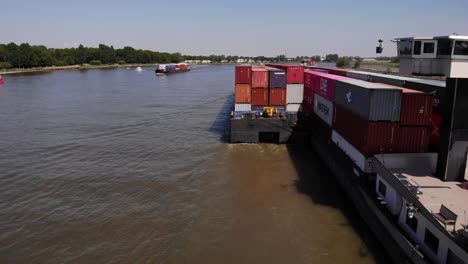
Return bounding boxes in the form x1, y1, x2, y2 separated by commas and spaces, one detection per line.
235, 103, 251, 112
286, 84, 304, 103
313, 94, 334, 126
331, 130, 374, 173
286, 103, 301, 112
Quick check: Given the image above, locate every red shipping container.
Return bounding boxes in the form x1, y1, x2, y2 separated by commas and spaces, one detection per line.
251, 88, 269, 106
303, 90, 315, 117
269, 88, 286, 106
235, 65, 252, 84
266, 64, 304, 84
395, 126, 431, 153
377, 83, 433, 126
305, 70, 352, 102
430, 113, 442, 147
251, 66, 269, 88
333, 104, 397, 155
235, 84, 251, 103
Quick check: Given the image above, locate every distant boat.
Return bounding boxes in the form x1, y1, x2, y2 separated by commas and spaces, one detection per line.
135, 67, 143, 72
155, 63, 190, 75
126, 67, 131, 70
0, 75, 3, 85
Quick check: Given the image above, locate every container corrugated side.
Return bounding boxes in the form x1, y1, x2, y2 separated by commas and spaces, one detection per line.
285, 65, 304, 84
235, 84, 251, 103
265, 64, 304, 84
333, 104, 397, 155
251, 88, 269, 106
334, 79, 402, 122
377, 83, 433, 126
263, 66, 286, 88
303, 90, 314, 117
286, 84, 304, 104
305, 70, 352, 102
332, 130, 374, 173
403, 79, 446, 114
313, 94, 334, 126
251, 66, 269, 88
346, 70, 371, 81
368, 73, 417, 87
395, 126, 431, 153
269, 88, 286, 106
286, 103, 301, 112
235, 65, 252, 84
235, 103, 251, 112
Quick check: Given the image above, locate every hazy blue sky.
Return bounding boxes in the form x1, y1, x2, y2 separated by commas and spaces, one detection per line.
2, 0, 467, 57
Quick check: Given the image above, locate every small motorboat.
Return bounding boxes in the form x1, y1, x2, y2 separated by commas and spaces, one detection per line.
0, 75, 4, 85
135, 67, 143, 72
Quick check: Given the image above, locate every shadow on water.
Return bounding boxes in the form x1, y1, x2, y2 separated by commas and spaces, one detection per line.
208, 93, 234, 142
286, 125, 392, 264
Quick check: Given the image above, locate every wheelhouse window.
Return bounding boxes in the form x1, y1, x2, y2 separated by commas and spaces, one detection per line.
424, 229, 439, 255
423, 42, 435, 54
405, 213, 418, 232
454, 41, 468, 55
437, 39, 453, 55
398, 40, 413, 55
413, 41, 422, 55
378, 181, 387, 197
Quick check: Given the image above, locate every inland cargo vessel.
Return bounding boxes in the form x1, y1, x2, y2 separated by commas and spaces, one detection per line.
155, 63, 190, 75
230, 35, 468, 263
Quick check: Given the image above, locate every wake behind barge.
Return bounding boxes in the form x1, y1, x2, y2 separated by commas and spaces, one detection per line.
230, 35, 468, 264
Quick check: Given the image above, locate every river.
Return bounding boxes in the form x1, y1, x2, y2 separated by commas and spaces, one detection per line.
0, 65, 389, 263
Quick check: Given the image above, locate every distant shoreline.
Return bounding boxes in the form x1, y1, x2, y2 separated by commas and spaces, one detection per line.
0, 64, 159, 75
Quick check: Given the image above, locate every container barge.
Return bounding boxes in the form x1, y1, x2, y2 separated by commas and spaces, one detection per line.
230, 35, 468, 263
155, 63, 190, 75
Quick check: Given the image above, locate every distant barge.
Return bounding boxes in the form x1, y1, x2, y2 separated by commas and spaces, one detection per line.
230, 35, 468, 264
155, 63, 190, 75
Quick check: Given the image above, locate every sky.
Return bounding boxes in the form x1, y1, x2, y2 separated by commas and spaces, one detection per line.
1, 0, 468, 57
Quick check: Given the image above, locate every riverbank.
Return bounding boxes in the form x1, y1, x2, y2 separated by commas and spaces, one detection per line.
0, 63, 156, 75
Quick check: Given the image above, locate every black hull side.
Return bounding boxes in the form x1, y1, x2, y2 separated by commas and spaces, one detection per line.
155, 68, 190, 74
308, 129, 427, 264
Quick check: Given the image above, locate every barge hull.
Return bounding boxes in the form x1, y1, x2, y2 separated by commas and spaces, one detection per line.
308, 129, 426, 264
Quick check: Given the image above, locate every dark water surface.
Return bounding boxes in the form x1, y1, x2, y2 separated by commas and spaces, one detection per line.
0, 65, 388, 263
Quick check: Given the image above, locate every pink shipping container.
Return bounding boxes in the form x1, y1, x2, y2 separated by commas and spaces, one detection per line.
269, 88, 286, 106
395, 126, 431, 153
333, 104, 397, 155
251, 66, 269, 88
251, 88, 269, 106
235, 65, 252, 84
304, 70, 352, 102
235, 84, 251, 103
377, 83, 433, 126
303, 91, 315, 117
266, 64, 304, 84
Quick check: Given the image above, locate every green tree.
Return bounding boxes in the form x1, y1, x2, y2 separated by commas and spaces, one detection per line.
353, 57, 362, 69
76, 44, 87, 64
336, 57, 350, 67
31, 45, 53, 67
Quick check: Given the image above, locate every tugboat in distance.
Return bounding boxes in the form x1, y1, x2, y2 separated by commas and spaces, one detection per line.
155, 63, 190, 75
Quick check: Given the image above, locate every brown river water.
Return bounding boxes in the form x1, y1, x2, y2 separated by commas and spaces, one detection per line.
0, 65, 390, 263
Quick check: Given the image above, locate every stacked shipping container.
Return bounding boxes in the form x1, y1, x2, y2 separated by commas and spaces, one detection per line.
263, 66, 287, 109
235, 65, 252, 112
377, 83, 433, 153
251, 66, 269, 109
266, 64, 304, 112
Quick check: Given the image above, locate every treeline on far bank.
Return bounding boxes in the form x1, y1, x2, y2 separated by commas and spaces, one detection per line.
0, 43, 187, 69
